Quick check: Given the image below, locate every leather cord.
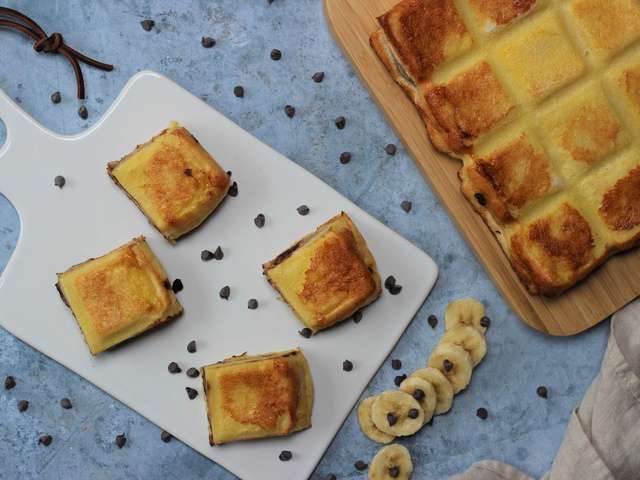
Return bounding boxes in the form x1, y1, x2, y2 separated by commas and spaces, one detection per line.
0, 7, 114, 99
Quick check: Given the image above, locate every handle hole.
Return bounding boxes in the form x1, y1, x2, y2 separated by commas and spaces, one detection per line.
0, 118, 5, 151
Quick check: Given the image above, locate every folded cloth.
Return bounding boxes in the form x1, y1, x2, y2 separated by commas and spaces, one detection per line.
451, 300, 640, 480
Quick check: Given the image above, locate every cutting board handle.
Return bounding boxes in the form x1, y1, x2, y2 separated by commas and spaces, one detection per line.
0, 88, 30, 200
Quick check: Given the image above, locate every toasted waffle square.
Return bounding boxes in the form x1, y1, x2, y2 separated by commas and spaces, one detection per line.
56, 237, 182, 355
263, 213, 381, 333
201, 348, 314, 445
467, 0, 538, 32
108, 122, 230, 243
607, 56, 640, 127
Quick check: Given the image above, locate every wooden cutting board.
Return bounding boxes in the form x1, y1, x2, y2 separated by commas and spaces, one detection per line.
324, 0, 640, 336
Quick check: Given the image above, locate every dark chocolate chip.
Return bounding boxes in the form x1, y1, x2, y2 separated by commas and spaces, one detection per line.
60, 398, 72, 410
355, 460, 368, 471
213, 246, 224, 260
78, 105, 88, 119
4, 375, 16, 390
480, 316, 491, 329
394, 374, 407, 386
38, 435, 53, 446
401, 200, 412, 213
247, 299, 259, 310
476, 407, 488, 420
140, 19, 155, 31
201, 36, 216, 48
413, 389, 425, 401
17, 400, 29, 412
443, 359, 454, 372
284, 105, 295, 118
388, 284, 403, 295
389, 466, 400, 478
278, 450, 292, 461
228, 181, 238, 197
384, 275, 396, 289
386, 412, 398, 426
312, 71, 325, 83
352, 310, 363, 323
385, 144, 397, 156
50, 91, 61, 104
186, 368, 200, 378
474, 192, 487, 206
187, 340, 197, 353
185, 387, 198, 400
160, 430, 173, 443
234, 85, 244, 98
408, 408, 420, 419
537, 386, 548, 399
219, 285, 230, 300
296, 205, 310, 216
168, 362, 182, 374
391, 359, 402, 370
299, 328, 312, 338
335, 116, 346, 129
115, 433, 126, 448
427, 314, 438, 329
270, 48, 282, 60
201, 250, 214, 261
339, 152, 351, 164
184, 168, 192, 177
342, 360, 353, 372
54, 175, 66, 188
254, 213, 265, 228
172, 279, 183, 293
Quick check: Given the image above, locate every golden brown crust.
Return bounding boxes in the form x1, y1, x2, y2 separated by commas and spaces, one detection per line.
469, 0, 537, 27
599, 165, 640, 231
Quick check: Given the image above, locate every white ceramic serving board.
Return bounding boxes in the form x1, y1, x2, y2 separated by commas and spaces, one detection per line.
0, 71, 437, 480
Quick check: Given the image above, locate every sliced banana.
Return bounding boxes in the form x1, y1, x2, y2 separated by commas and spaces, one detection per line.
358, 396, 395, 444
444, 298, 486, 334
369, 444, 413, 480
441, 325, 487, 367
411, 367, 454, 415
371, 391, 424, 437
399, 376, 436, 424
427, 343, 473, 394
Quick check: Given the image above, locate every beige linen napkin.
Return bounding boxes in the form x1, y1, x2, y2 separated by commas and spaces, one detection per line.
451, 299, 640, 480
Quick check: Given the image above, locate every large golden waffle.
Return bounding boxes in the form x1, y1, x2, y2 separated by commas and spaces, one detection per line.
371, 0, 640, 295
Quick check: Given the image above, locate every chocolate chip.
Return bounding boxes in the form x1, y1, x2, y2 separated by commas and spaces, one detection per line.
427, 314, 438, 328
443, 359, 454, 372
278, 450, 292, 461
394, 374, 407, 386
389, 466, 400, 478
385, 144, 397, 156
186, 368, 200, 378
78, 105, 88, 120
339, 152, 351, 164
60, 398, 72, 409
168, 362, 182, 374
334, 116, 346, 129
17, 400, 29, 412
4, 376, 16, 390
160, 431, 172, 443
342, 360, 353, 372
219, 285, 230, 300
213, 246, 224, 260
386, 412, 398, 426
388, 284, 403, 295
247, 299, 258, 310
413, 389, 425, 401
171, 279, 183, 293
270, 48, 282, 60
140, 19, 155, 31
254, 213, 265, 228
228, 181, 238, 197
233, 85, 245, 98
401, 200, 412, 213
312, 71, 325, 83
187, 340, 197, 353
408, 408, 420, 419
391, 359, 402, 370
299, 328, 312, 338
355, 460, 368, 471
352, 310, 363, 323
476, 407, 488, 420
297, 205, 310, 216
201, 36, 216, 48
201, 250, 214, 261
474, 192, 487, 206
115, 433, 126, 448
54, 175, 66, 188
182, 169, 192, 177
537, 386, 548, 398
480, 316, 491, 329
50, 91, 61, 104
186, 387, 198, 400
284, 105, 295, 118
38, 435, 53, 446
384, 275, 396, 289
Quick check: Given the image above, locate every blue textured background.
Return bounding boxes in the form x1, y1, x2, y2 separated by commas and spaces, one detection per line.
0, 1, 609, 479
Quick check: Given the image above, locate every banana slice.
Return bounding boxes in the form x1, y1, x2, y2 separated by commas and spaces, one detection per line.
358, 396, 395, 444
427, 343, 473, 394
371, 391, 424, 436
411, 367, 454, 415
444, 298, 486, 334
369, 444, 413, 480
441, 325, 487, 367
399, 377, 436, 424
